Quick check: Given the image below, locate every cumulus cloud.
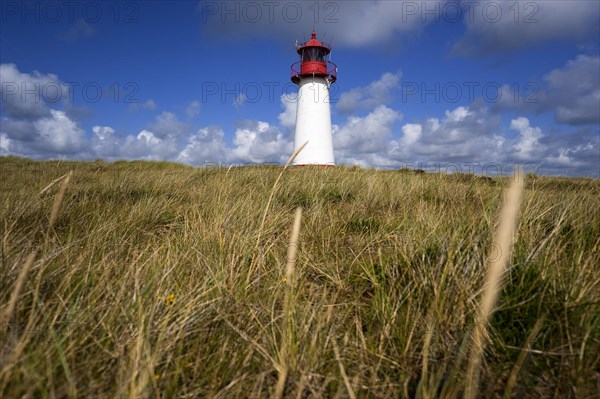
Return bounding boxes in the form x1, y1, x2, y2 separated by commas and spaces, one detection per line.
92, 118, 290, 165
0, 133, 11, 155
32, 110, 86, 154
178, 126, 227, 164
400, 124, 422, 146
121, 130, 180, 161
1, 110, 86, 158
454, 0, 600, 55
92, 125, 119, 158
89, 117, 292, 166
491, 55, 600, 127
0, 63, 66, 120
337, 71, 402, 114
92, 127, 180, 161
510, 117, 544, 161
388, 105, 504, 164
1, 64, 598, 177
82, 103, 598, 177
334, 105, 401, 155
146, 111, 189, 139
1, 119, 38, 143
277, 93, 297, 129
542, 129, 599, 175
352, 106, 598, 177
545, 55, 600, 125
0, 61, 291, 165
230, 120, 291, 164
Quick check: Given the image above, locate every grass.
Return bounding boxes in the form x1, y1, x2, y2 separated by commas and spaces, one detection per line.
1, 155, 599, 398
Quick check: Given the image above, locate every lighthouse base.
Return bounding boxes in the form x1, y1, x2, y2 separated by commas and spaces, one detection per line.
292, 77, 335, 166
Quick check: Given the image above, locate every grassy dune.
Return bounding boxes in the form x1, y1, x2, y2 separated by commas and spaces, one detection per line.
1, 156, 599, 398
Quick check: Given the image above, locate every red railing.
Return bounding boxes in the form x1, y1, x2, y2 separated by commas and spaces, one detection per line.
291, 61, 337, 83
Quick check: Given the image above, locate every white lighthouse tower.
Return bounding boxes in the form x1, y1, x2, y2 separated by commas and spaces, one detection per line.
290, 31, 337, 165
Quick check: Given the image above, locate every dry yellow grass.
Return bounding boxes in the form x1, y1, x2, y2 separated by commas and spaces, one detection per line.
1, 156, 598, 398
275, 206, 303, 399
466, 167, 524, 399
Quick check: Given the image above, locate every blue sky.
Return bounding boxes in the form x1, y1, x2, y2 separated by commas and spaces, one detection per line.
1, 0, 599, 176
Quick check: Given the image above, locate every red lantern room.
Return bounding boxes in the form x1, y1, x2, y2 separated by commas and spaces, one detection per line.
291, 31, 337, 84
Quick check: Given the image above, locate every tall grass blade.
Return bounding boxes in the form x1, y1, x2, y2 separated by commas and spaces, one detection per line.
1, 250, 37, 328
255, 142, 308, 259
48, 170, 72, 229
275, 206, 303, 399
465, 167, 525, 399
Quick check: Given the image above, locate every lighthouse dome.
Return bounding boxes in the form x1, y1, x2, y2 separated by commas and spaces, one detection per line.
296, 31, 330, 54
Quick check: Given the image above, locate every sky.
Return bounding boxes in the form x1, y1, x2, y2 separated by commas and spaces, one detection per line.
1, 0, 599, 177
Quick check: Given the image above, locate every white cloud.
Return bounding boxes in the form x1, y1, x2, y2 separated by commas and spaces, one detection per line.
137, 130, 161, 146
0, 61, 294, 165
454, 0, 600, 55
545, 55, 600, 125
337, 71, 402, 114
32, 110, 86, 154
1, 110, 86, 158
529, 125, 599, 176
92, 125, 115, 141
0, 63, 66, 120
343, 105, 598, 177
510, 117, 544, 161
177, 126, 227, 164
0, 133, 11, 154
88, 119, 291, 165
230, 120, 291, 164
92, 125, 119, 158
91, 125, 180, 162
200, 1, 446, 48
147, 111, 188, 139
545, 142, 596, 170
547, 149, 577, 167
444, 106, 471, 122
201, 1, 598, 53
76, 117, 186, 162
388, 105, 504, 164
491, 55, 600, 127
129, 99, 157, 111
120, 130, 180, 161
277, 93, 297, 129
185, 100, 201, 118
1, 63, 597, 177
58, 18, 96, 42
233, 93, 246, 109
334, 105, 401, 156
401, 124, 422, 146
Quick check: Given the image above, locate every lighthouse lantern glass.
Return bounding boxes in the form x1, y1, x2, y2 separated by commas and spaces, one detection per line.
302, 48, 327, 63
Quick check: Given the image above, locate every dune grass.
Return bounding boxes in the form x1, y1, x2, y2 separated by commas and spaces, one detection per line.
1, 156, 599, 398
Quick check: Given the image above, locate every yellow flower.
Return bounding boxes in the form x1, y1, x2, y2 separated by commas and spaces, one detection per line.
165, 293, 175, 305
158, 293, 175, 305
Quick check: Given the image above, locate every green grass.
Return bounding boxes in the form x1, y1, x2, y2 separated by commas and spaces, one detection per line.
1, 156, 599, 398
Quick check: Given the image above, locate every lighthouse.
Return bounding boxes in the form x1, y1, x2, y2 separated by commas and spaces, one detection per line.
290, 31, 337, 165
